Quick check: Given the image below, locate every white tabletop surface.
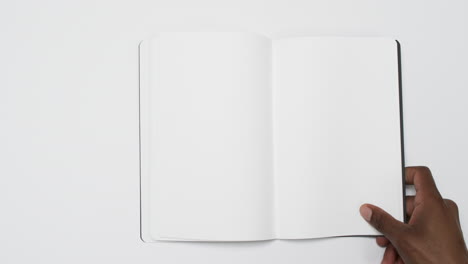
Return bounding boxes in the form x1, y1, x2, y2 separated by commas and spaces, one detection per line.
1, 0, 467, 263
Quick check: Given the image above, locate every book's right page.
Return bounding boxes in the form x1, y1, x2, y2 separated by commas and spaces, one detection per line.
272, 37, 404, 239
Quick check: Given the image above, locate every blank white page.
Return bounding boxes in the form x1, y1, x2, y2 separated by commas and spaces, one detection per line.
273, 37, 404, 238
140, 32, 274, 241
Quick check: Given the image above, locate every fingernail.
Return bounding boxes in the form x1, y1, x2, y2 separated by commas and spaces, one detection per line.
360, 205, 372, 221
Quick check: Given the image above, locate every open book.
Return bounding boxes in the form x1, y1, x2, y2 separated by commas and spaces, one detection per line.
139, 32, 405, 242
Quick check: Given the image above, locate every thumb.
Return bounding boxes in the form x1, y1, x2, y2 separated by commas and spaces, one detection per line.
360, 204, 406, 240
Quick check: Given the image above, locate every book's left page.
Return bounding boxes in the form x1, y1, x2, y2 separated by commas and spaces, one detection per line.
139, 32, 274, 241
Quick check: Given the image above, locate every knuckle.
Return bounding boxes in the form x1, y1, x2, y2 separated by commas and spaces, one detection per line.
374, 221, 383, 232
371, 213, 384, 231
415, 166, 431, 176
444, 199, 459, 211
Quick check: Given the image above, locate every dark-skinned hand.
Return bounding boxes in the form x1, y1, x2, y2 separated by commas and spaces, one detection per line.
360, 166, 468, 264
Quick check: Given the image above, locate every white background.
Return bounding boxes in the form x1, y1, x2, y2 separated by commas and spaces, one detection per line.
1, 0, 467, 263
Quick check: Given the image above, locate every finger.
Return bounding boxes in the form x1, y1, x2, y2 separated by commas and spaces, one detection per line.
382, 244, 398, 264
360, 204, 407, 241
405, 196, 415, 216
405, 167, 441, 199
376, 236, 390, 247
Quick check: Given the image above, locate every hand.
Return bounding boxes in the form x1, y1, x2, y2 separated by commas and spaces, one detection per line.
360, 166, 468, 264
